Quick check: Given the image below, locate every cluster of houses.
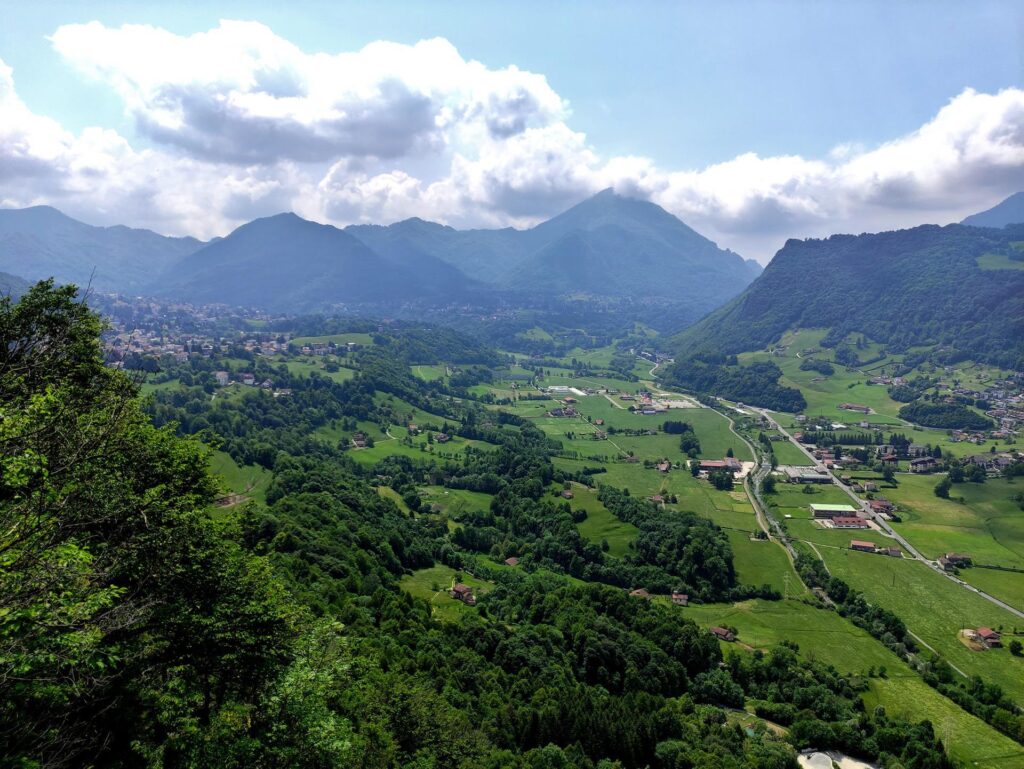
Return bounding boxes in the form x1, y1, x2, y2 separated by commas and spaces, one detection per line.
296, 340, 364, 356
962, 452, 1020, 476
214, 370, 275, 390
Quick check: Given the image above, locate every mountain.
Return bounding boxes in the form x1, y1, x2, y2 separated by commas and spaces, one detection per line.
669, 223, 1024, 368
503, 190, 761, 307
0, 271, 30, 298
962, 191, 1024, 228
349, 189, 761, 311
155, 213, 478, 310
0, 206, 204, 291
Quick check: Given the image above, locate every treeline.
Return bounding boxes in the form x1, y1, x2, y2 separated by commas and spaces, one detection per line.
898, 401, 994, 430
662, 357, 806, 412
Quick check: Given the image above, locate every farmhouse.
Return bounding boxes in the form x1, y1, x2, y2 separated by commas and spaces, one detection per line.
561, 489, 574, 499
839, 403, 872, 414
869, 499, 894, 515
435, 433, 451, 443
449, 584, 477, 606
810, 503, 859, 518
909, 457, 938, 473
214, 371, 230, 386
657, 460, 671, 473
352, 433, 367, 448
710, 626, 735, 642
946, 552, 972, 567
671, 592, 689, 606
832, 516, 868, 529
850, 540, 876, 552
629, 588, 652, 600
504, 557, 519, 567
976, 627, 1001, 648
881, 547, 903, 558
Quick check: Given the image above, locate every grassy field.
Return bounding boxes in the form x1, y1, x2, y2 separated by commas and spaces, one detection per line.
683, 599, 896, 673
768, 439, 814, 466
977, 252, 1024, 271
208, 450, 273, 505
399, 564, 492, 622
726, 531, 804, 595
411, 364, 447, 381
376, 485, 411, 513
887, 473, 1024, 569
959, 568, 1024, 612
281, 358, 357, 383
865, 676, 1024, 768
419, 486, 494, 517
739, 329, 906, 424
820, 549, 1024, 704
569, 483, 639, 557
291, 332, 375, 347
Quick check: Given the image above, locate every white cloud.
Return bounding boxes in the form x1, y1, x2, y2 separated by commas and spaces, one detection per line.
0, 22, 1022, 262
50, 20, 565, 164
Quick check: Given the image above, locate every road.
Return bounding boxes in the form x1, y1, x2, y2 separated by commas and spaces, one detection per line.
755, 407, 1024, 621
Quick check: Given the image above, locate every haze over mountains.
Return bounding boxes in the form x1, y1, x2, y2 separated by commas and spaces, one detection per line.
0, 205, 204, 292
961, 191, 1024, 229
0, 190, 759, 315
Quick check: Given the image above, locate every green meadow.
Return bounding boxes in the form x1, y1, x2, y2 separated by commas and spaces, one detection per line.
887, 473, 1024, 569
208, 449, 273, 505
399, 564, 492, 623
569, 483, 639, 557
820, 549, 1024, 704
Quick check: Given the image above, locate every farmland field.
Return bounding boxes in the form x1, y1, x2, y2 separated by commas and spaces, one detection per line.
887, 473, 1024, 569
820, 549, 1024, 704
570, 483, 639, 557
725, 531, 803, 594
291, 332, 375, 347
959, 567, 1024, 611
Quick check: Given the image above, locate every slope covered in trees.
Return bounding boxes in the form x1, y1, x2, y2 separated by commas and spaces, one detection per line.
670, 223, 1024, 369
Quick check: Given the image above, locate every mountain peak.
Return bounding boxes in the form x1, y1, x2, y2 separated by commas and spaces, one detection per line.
962, 191, 1024, 228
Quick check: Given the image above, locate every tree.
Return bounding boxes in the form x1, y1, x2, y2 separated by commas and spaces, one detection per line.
1010, 639, 1023, 657
934, 476, 952, 499
762, 475, 777, 494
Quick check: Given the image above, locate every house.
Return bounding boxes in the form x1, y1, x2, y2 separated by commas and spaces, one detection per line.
700, 460, 728, 472
850, 540, 876, 552
907, 444, 931, 458
710, 626, 735, 642
657, 460, 671, 473
785, 466, 832, 484
910, 457, 938, 473
976, 627, 1001, 648
561, 489, 575, 499
449, 584, 476, 606
945, 552, 972, 566
650, 494, 665, 505
724, 457, 743, 472
869, 499, 894, 515
594, 419, 605, 426
352, 433, 367, 449
810, 503, 859, 518
938, 556, 954, 571
241, 373, 256, 386
214, 371, 230, 387
881, 547, 903, 558
629, 588, 652, 600
671, 592, 689, 606
832, 516, 868, 529
435, 433, 451, 443
839, 403, 871, 414
504, 557, 519, 567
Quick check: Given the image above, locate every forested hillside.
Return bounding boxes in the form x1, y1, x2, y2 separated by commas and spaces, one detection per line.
670, 223, 1024, 369
0, 282, 959, 769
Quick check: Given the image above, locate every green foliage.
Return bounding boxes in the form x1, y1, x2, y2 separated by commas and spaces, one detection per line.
899, 401, 994, 430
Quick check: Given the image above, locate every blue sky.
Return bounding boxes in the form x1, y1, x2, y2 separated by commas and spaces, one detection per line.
1, 1, 1022, 260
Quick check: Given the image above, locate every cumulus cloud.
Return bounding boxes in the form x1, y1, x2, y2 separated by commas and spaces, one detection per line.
50, 20, 565, 164
0, 21, 1022, 261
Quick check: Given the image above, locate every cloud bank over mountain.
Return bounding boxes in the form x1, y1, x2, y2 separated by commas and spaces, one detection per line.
0, 19, 1022, 260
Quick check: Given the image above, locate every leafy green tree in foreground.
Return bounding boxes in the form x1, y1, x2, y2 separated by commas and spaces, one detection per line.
0, 282, 348, 768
